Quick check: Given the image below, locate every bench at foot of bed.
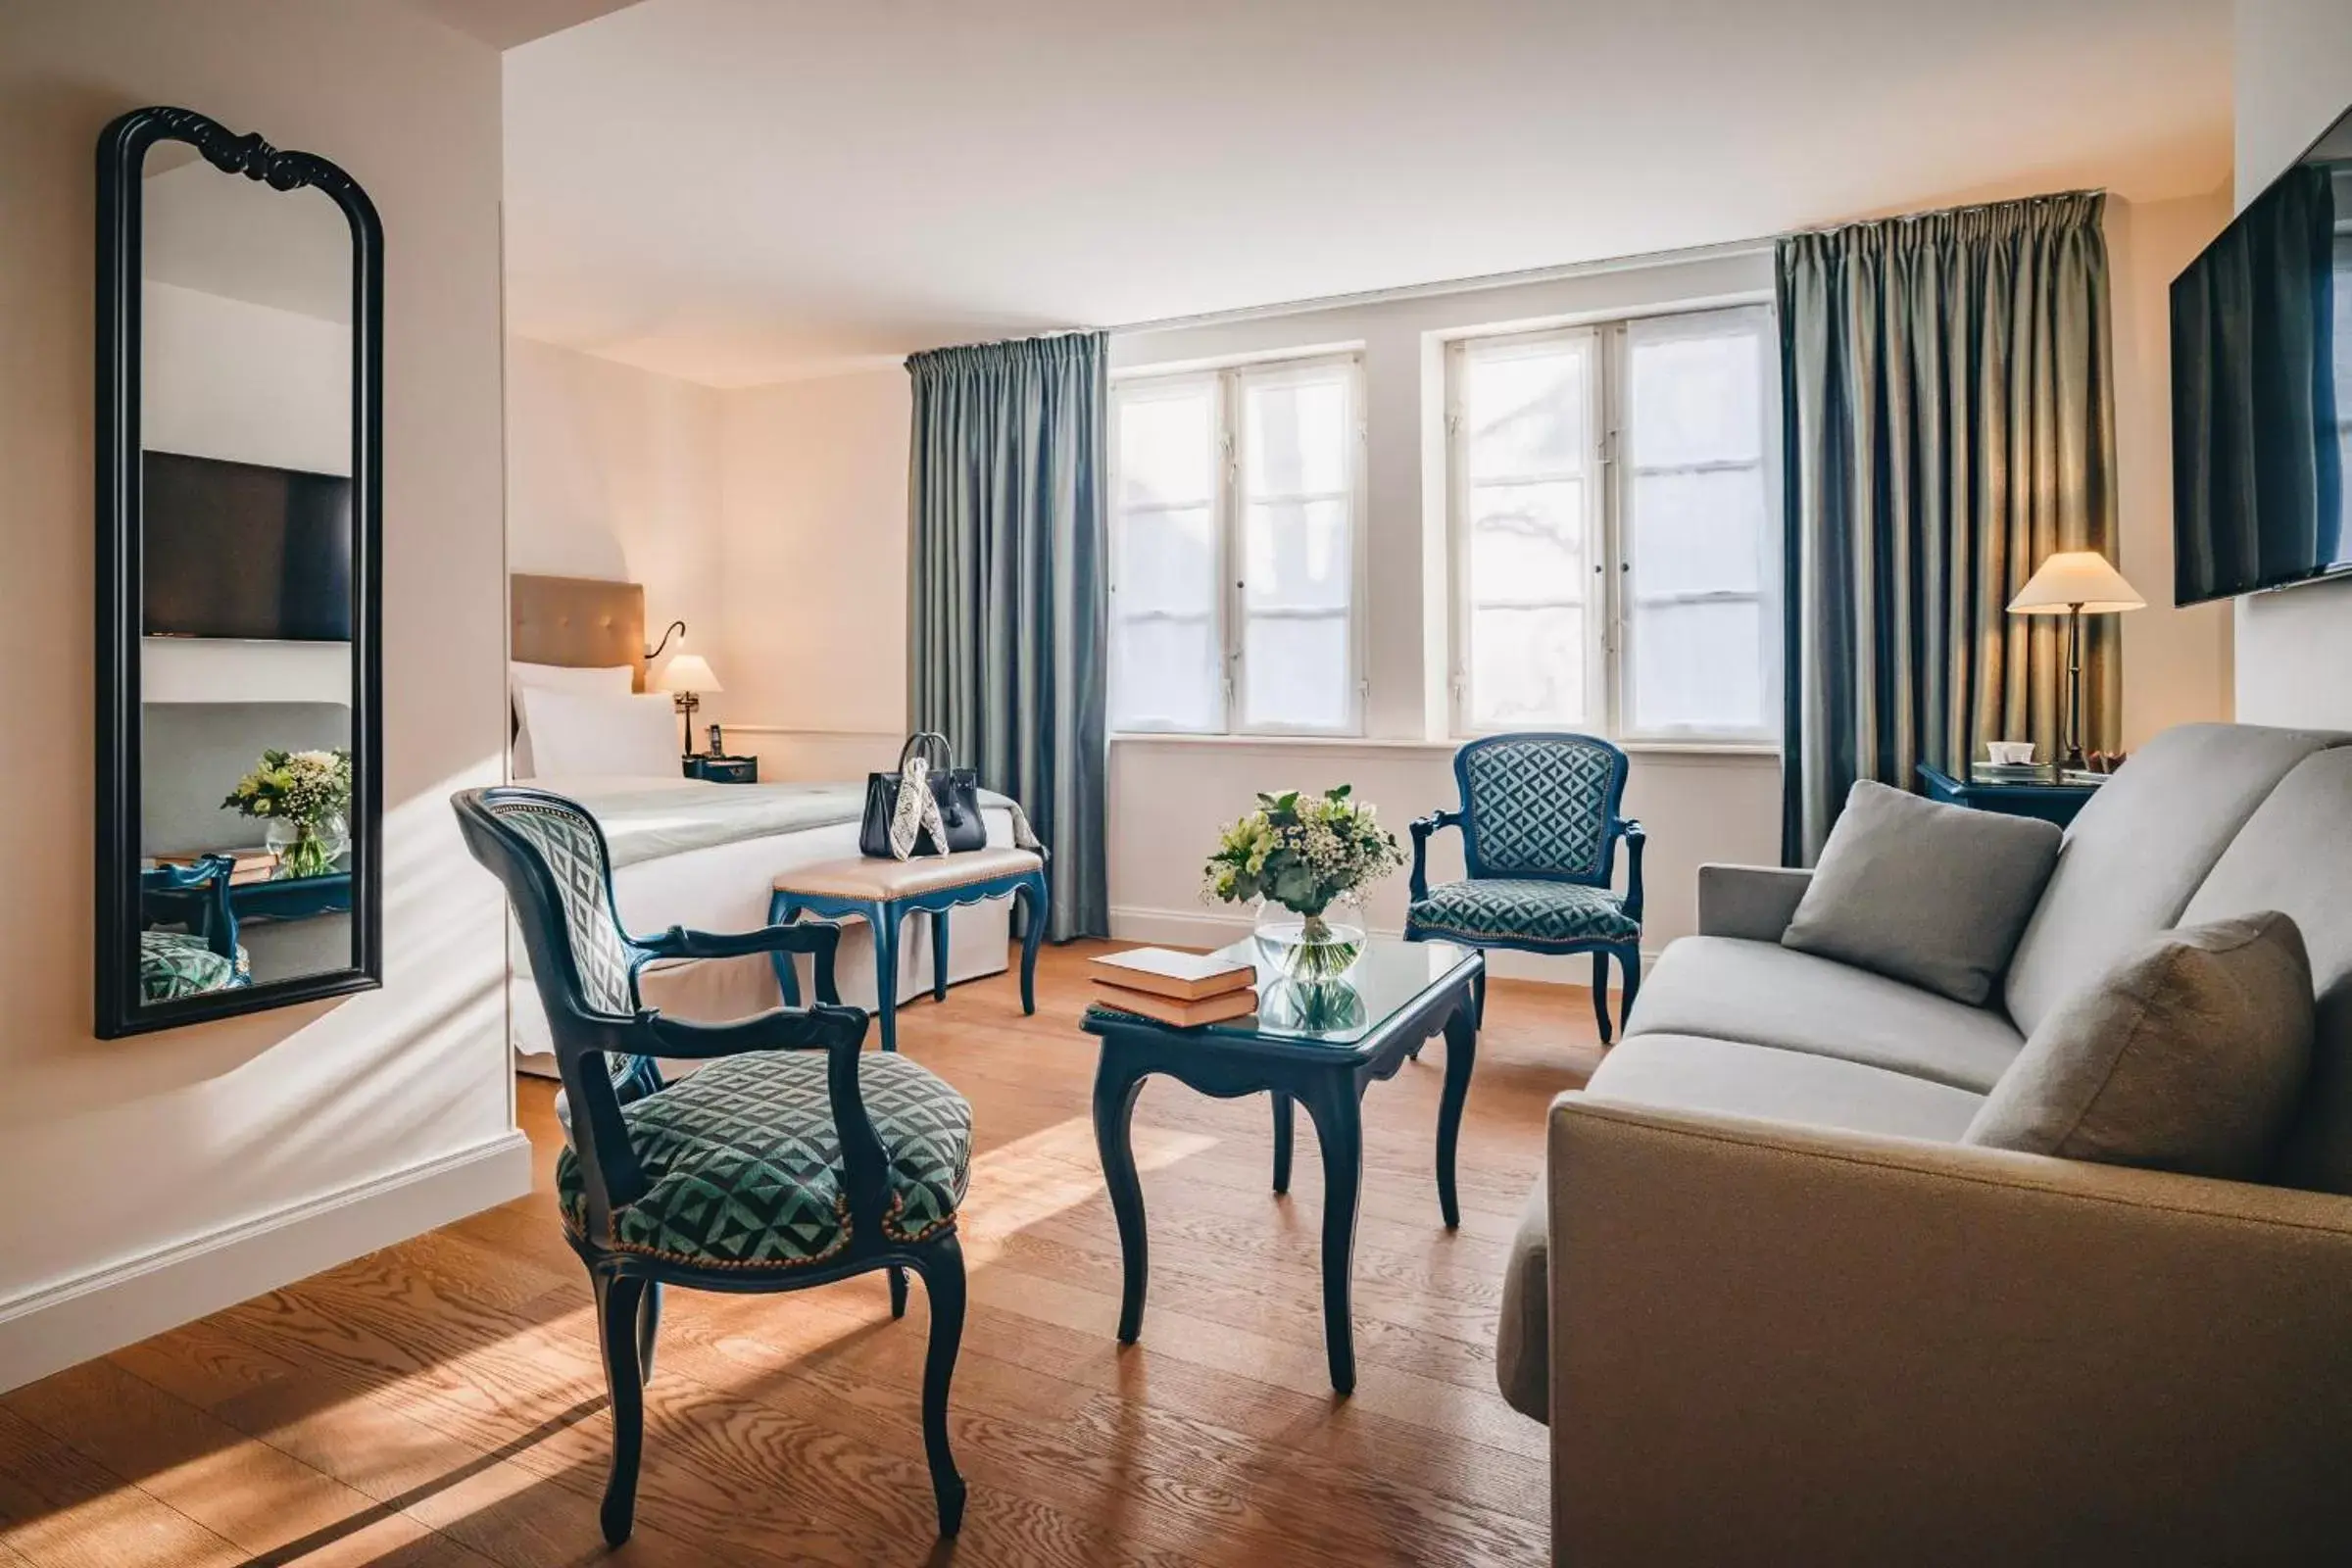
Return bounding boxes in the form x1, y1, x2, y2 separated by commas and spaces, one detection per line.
769, 848, 1048, 1053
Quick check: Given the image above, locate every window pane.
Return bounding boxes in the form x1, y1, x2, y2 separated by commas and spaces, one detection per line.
1245, 373, 1348, 497
1470, 479, 1583, 607
1245, 614, 1350, 730
1246, 498, 1350, 612
1626, 468, 1765, 598
1118, 384, 1214, 508
1627, 317, 1764, 467
1627, 601, 1766, 734
1119, 505, 1216, 615
1113, 614, 1220, 731
1465, 340, 1588, 479
1470, 605, 1584, 728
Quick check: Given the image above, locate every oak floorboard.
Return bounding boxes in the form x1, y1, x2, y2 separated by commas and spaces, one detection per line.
10, 942, 1589, 1565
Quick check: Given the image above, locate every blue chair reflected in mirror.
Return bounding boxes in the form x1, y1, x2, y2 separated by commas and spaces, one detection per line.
137, 856, 251, 1000
1404, 732, 1644, 1041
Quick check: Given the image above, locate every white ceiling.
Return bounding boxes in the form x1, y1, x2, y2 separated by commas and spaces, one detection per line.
503, 0, 2233, 389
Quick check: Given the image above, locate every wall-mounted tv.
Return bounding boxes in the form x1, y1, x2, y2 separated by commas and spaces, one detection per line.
2171, 102, 2352, 607
142, 450, 353, 641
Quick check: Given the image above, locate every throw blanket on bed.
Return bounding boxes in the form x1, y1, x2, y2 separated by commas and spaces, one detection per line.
537, 777, 1035, 869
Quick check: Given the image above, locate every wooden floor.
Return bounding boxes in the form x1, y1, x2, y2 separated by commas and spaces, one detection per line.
0, 943, 1603, 1567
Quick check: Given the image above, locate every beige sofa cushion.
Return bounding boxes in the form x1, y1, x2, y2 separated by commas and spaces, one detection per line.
1626, 936, 2024, 1092
1784, 780, 2060, 1005
1497, 1033, 1986, 1424
2182, 749, 2352, 1194
2004, 723, 2344, 1035
1967, 913, 2314, 1179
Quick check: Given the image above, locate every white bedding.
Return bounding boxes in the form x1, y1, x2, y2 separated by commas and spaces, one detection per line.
508, 774, 1018, 1064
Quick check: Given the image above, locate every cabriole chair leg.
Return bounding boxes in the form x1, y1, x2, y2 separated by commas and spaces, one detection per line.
917, 1237, 969, 1536
592, 1272, 648, 1544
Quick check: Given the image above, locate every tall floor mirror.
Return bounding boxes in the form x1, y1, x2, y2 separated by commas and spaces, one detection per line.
95, 107, 383, 1037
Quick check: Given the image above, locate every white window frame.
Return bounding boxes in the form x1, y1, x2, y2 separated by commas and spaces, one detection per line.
1446, 303, 1781, 746
1109, 352, 1368, 737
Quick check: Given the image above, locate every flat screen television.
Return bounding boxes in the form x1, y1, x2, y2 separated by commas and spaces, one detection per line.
2171, 102, 2352, 607
142, 450, 353, 641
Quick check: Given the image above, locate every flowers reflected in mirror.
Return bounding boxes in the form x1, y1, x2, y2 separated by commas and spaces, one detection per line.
223, 748, 353, 880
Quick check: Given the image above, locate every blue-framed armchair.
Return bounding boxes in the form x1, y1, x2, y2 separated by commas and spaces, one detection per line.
451, 787, 971, 1544
1403, 733, 1645, 1041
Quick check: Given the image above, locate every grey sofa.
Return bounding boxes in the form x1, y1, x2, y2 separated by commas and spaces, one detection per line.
1497, 723, 2352, 1565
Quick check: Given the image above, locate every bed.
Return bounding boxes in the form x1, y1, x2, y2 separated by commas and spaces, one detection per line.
505, 574, 1013, 1065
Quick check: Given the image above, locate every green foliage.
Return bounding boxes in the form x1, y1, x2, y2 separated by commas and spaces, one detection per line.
1202, 783, 1405, 917
222, 747, 353, 826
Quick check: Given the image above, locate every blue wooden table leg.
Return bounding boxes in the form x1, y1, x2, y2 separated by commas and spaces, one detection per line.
872, 902, 902, 1053
1016, 871, 1046, 1016
1092, 1053, 1150, 1344
767, 896, 803, 1006
1303, 1079, 1365, 1396
1271, 1093, 1294, 1194
1436, 988, 1477, 1230
931, 910, 950, 1002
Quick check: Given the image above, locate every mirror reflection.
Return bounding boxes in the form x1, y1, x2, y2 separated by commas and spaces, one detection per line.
134, 141, 358, 1004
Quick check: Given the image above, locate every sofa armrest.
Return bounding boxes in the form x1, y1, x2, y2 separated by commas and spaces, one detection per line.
1544, 1095, 2352, 1566
1694, 862, 1812, 941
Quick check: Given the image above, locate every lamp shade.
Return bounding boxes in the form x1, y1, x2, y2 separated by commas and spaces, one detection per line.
656, 653, 721, 693
2007, 551, 2146, 614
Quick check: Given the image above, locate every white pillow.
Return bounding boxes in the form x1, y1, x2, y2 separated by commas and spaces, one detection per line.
515, 688, 679, 780
509, 662, 634, 777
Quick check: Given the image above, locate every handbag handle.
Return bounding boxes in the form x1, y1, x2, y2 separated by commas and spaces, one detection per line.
896, 731, 954, 773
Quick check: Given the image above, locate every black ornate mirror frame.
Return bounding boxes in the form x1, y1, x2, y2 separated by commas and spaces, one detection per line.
95, 106, 385, 1038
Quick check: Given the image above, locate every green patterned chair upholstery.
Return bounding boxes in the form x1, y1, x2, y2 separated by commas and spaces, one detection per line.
1405, 732, 1645, 1040
136, 929, 251, 1001
452, 786, 971, 1545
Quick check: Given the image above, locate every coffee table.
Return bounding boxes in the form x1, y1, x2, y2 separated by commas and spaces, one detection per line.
1080, 935, 1482, 1395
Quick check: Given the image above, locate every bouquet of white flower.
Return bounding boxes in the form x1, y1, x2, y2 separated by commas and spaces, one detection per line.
1201, 785, 1404, 970
223, 749, 353, 878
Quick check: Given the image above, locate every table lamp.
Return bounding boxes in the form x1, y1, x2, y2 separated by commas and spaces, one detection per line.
2007, 550, 2143, 770
655, 651, 722, 757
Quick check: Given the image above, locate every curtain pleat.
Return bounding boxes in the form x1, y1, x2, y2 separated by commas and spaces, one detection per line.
906, 331, 1109, 940
1778, 191, 2118, 863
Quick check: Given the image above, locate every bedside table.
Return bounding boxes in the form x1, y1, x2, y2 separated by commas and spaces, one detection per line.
683, 754, 759, 784
1917, 762, 2095, 828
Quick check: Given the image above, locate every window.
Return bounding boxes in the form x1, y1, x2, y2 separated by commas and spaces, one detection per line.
1109, 356, 1364, 734
1447, 304, 1779, 743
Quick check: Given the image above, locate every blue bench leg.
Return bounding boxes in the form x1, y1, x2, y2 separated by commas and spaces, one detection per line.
932, 910, 951, 1002
873, 901, 902, 1053
1014, 871, 1047, 1015
767, 895, 803, 1006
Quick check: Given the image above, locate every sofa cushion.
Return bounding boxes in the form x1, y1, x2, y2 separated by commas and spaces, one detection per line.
1626, 936, 2024, 1092
1494, 1034, 1985, 1425
2181, 748, 2352, 1194
2004, 723, 2345, 1036
1783, 780, 2060, 1005
1583, 1032, 1989, 1140
1966, 912, 2314, 1180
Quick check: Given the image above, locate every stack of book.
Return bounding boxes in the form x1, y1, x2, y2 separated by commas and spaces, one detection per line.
151, 848, 276, 886
1088, 947, 1257, 1027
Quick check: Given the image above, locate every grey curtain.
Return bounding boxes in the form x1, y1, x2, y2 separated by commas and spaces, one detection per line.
1779, 191, 2118, 863
906, 331, 1109, 940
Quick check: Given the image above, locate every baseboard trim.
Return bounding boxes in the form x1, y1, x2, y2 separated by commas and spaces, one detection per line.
0, 1130, 532, 1393
1106, 904, 1657, 985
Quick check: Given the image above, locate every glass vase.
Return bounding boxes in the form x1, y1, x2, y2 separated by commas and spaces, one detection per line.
267, 813, 347, 880
1252, 904, 1366, 982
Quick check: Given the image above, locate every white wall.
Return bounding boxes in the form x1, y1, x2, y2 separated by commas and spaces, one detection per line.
716, 368, 911, 778
2231, 0, 2352, 728
0, 0, 520, 1389
506, 335, 726, 710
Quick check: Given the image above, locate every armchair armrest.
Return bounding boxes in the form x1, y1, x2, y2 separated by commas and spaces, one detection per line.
1694, 862, 1812, 942
634, 920, 840, 1004
1613, 819, 1645, 924
1408, 808, 1463, 904
1544, 1095, 2352, 1563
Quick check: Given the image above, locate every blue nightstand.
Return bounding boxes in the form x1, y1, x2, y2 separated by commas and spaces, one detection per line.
1917, 762, 2097, 828
684, 754, 759, 784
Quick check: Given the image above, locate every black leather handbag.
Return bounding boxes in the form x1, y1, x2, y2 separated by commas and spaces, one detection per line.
859, 732, 987, 858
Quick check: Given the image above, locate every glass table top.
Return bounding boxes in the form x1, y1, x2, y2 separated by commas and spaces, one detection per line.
1088, 935, 1478, 1052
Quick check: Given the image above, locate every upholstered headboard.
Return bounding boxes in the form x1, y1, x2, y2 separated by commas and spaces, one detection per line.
510, 573, 646, 690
